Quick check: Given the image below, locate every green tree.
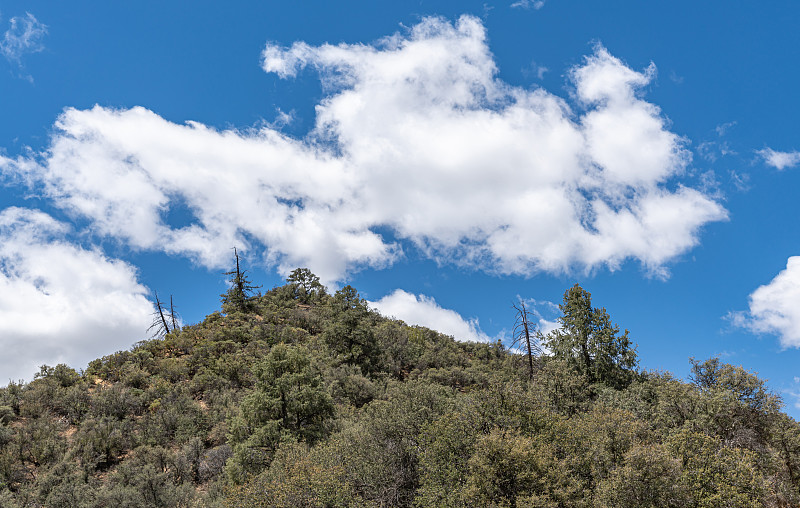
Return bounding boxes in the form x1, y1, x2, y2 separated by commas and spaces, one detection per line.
285, 268, 327, 304
595, 443, 689, 508
689, 357, 782, 449
463, 428, 554, 508
331, 381, 453, 507
224, 440, 355, 508
323, 285, 379, 373
227, 344, 333, 482
544, 284, 637, 389
667, 428, 765, 507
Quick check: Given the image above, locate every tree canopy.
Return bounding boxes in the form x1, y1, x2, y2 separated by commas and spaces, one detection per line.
0, 274, 797, 508
544, 284, 638, 389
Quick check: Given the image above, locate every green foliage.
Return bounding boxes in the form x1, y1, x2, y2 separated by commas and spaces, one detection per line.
327, 380, 454, 506
323, 285, 380, 373
225, 440, 355, 508
689, 357, 782, 448
463, 428, 555, 507
417, 408, 482, 506
285, 267, 327, 304
73, 417, 132, 469
227, 343, 333, 482
667, 428, 766, 507
595, 443, 689, 507
0, 273, 799, 507
544, 284, 638, 389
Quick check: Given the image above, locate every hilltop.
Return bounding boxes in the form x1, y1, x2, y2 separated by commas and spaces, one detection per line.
1, 269, 799, 507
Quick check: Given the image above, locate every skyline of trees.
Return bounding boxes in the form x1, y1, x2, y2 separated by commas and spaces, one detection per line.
0, 270, 797, 507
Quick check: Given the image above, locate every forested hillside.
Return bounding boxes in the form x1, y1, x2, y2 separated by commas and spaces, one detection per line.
1, 268, 799, 507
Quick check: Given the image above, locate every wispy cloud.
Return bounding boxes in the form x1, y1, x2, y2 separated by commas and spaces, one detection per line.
697, 122, 737, 162
1, 12, 47, 79
0, 207, 152, 382
785, 378, 800, 410
730, 256, 800, 348
729, 170, 751, 192
370, 289, 491, 343
2, 16, 726, 284
518, 297, 561, 335
758, 148, 800, 170
522, 60, 548, 80
511, 0, 546, 10
715, 121, 737, 137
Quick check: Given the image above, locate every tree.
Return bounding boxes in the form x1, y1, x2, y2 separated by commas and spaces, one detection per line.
511, 300, 542, 381
323, 286, 379, 373
224, 441, 355, 508
285, 268, 326, 304
543, 284, 637, 389
463, 429, 551, 508
227, 344, 333, 481
667, 428, 765, 507
595, 444, 689, 508
148, 292, 180, 338
689, 357, 782, 449
221, 247, 260, 313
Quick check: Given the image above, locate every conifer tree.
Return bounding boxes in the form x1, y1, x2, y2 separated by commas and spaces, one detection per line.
286, 268, 326, 304
544, 284, 637, 389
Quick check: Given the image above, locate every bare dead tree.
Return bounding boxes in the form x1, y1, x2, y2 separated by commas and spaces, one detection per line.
221, 247, 261, 312
148, 291, 180, 338
170, 294, 180, 332
512, 300, 542, 381
148, 291, 171, 338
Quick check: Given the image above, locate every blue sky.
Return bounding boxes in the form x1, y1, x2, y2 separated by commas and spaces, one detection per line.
2, 1, 800, 416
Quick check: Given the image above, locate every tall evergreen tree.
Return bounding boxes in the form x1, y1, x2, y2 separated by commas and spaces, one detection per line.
544, 284, 637, 389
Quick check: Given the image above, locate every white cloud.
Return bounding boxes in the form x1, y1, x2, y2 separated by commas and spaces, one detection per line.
1, 15, 726, 284
526, 298, 562, 335
370, 289, 491, 343
781, 377, 800, 410
1, 12, 46, 73
511, 0, 546, 9
715, 121, 736, 137
758, 148, 800, 170
0, 207, 153, 383
523, 60, 548, 80
729, 170, 751, 192
697, 141, 734, 163
731, 256, 800, 347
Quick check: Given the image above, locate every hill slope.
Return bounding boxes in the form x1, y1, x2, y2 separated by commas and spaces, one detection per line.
1, 272, 799, 507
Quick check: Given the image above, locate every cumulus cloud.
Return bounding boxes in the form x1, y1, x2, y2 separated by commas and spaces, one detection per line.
730, 257, 800, 347
370, 289, 491, 342
758, 148, 800, 170
1, 15, 726, 284
0, 207, 153, 382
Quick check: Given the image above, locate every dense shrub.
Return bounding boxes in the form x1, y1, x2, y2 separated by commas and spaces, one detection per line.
0, 276, 798, 507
